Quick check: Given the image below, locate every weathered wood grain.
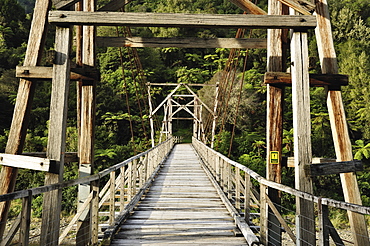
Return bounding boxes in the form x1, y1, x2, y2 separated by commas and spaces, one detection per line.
291, 29, 315, 246
0, 0, 50, 237
111, 144, 251, 245
16, 66, 99, 80
264, 72, 349, 86
229, 0, 267, 14
315, 0, 370, 244
277, 0, 315, 15
40, 26, 72, 245
49, 11, 317, 29
0, 153, 57, 173
96, 36, 267, 48
264, 0, 285, 243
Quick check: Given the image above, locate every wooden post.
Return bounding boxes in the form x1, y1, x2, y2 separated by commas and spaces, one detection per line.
315, 1, 370, 244
235, 167, 241, 210
265, 0, 286, 243
19, 190, 32, 245
291, 28, 315, 246
40, 26, 72, 246
109, 171, 115, 226
90, 179, 99, 245
318, 198, 329, 246
211, 83, 219, 148
128, 161, 133, 201
259, 183, 268, 245
148, 84, 155, 147
168, 98, 173, 137
0, 0, 50, 236
244, 173, 251, 224
120, 166, 125, 211
76, 0, 96, 239
193, 98, 199, 138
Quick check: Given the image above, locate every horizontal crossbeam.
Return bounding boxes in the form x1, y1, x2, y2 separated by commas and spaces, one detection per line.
0, 153, 58, 173
97, 37, 267, 49
16, 66, 99, 81
264, 72, 348, 87
309, 160, 363, 176
49, 11, 317, 29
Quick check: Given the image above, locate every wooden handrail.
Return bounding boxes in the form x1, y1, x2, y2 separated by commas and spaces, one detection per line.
192, 137, 370, 215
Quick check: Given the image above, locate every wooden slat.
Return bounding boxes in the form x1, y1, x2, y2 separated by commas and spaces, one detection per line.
310, 160, 363, 176
264, 72, 349, 87
277, 0, 315, 15
0, 153, 57, 173
96, 36, 267, 48
111, 144, 253, 245
16, 66, 99, 80
22, 151, 78, 162
97, 0, 131, 11
49, 11, 317, 29
229, 0, 267, 15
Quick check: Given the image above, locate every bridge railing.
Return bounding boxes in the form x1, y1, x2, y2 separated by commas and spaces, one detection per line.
0, 137, 176, 245
192, 137, 370, 245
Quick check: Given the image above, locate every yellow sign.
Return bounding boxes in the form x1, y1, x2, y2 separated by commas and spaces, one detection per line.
270, 151, 279, 164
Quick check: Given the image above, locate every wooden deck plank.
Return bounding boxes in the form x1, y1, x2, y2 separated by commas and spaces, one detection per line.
110, 144, 249, 245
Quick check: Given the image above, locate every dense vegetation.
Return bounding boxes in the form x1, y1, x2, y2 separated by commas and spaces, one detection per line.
0, 0, 370, 217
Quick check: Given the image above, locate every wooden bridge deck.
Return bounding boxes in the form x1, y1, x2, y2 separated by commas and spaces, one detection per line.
110, 143, 248, 245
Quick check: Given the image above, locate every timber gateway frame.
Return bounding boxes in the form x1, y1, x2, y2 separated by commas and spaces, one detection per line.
0, 0, 368, 245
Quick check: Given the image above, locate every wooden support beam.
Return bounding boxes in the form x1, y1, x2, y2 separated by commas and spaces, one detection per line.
0, 0, 50, 237
0, 154, 58, 173
291, 29, 315, 245
22, 152, 78, 162
96, 37, 267, 49
229, 0, 267, 15
16, 66, 99, 81
264, 72, 348, 87
49, 11, 317, 29
76, 0, 96, 242
309, 160, 363, 176
53, 0, 79, 10
40, 25, 72, 245
149, 83, 215, 87
277, 0, 315, 15
315, 0, 370, 244
97, 0, 131, 12
264, 0, 286, 243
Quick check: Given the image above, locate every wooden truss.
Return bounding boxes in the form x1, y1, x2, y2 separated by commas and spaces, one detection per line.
0, 0, 368, 245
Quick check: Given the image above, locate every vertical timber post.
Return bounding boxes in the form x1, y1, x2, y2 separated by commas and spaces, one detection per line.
291, 28, 315, 246
41, 26, 72, 246
315, 0, 370, 245
211, 82, 219, 148
77, 0, 96, 243
193, 98, 199, 139
148, 84, 155, 147
265, 0, 286, 244
0, 0, 50, 236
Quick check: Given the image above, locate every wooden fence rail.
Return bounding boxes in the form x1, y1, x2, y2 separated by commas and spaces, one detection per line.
192, 137, 370, 245
0, 137, 177, 245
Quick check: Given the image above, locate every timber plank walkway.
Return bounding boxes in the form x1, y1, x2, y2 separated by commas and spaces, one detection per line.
110, 143, 248, 245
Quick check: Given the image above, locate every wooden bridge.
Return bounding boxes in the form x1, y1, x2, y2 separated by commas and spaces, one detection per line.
1, 0, 370, 245
1, 137, 370, 245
